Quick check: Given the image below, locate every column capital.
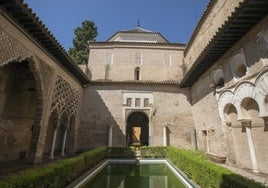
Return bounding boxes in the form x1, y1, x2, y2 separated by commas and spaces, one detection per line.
240, 119, 252, 127
162, 123, 169, 127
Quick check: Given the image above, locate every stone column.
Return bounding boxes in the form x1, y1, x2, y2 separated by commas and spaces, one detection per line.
108, 124, 113, 147
163, 125, 167, 146
27, 63, 57, 164
50, 114, 61, 159
61, 119, 70, 156
243, 120, 259, 172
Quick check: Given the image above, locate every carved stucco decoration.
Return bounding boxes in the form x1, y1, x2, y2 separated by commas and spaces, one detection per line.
37, 60, 54, 101
218, 67, 268, 123
0, 28, 56, 110
51, 75, 79, 118
0, 28, 31, 65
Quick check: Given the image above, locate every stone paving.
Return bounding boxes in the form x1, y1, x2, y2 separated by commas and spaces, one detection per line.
221, 164, 268, 187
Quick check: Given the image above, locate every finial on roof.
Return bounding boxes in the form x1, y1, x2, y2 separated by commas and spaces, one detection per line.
137, 20, 140, 28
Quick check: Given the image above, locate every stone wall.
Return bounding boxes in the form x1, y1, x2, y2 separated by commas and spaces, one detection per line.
78, 84, 193, 150
190, 14, 268, 173
0, 14, 84, 163
88, 44, 185, 82
184, 0, 244, 69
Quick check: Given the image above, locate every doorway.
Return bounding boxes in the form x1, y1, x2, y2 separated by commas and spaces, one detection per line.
126, 112, 149, 146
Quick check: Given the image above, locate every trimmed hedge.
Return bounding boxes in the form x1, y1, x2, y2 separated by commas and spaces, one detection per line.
167, 147, 265, 188
106, 146, 167, 159
106, 147, 135, 158
140, 146, 166, 158
0, 147, 106, 188
0, 146, 265, 188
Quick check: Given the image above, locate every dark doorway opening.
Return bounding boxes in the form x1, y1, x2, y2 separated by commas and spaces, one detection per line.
126, 112, 149, 146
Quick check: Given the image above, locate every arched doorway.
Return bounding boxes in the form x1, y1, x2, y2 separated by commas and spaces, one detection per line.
126, 112, 149, 146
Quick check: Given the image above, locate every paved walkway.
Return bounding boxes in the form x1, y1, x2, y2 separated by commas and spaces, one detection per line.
221, 164, 268, 187
0, 159, 31, 177
0, 155, 71, 178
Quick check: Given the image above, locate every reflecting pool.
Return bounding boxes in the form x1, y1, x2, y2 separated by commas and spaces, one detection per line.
82, 164, 187, 188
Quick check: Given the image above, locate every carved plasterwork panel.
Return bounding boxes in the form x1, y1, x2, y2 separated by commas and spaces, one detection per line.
0, 28, 31, 65
38, 60, 54, 100
218, 69, 268, 122
51, 75, 79, 118
256, 29, 268, 59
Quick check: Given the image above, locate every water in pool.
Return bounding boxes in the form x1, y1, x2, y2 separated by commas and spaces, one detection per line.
82, 164, 187, 188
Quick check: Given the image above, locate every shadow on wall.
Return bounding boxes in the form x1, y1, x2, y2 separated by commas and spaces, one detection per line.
78, 64, 92, 80
190, 50, 263, 105
0, 61, 37, 162
77, 88, 125, 151
166, 127, 171, 146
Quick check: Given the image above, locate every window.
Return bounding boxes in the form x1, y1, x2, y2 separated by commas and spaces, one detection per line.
135, 98, 140, 107
144, 98, 149, 107
135, 67, 140, 80
135, 53, 142, 65
212, 69, 224, 88
236, 64, 247, 78
105, 53, 112, 65
256, 30, 268, 59
230, 50, 247, 79
164, 54, 171, 66
127, 98, 132, 107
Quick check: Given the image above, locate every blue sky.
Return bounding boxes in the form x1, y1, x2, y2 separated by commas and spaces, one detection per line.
24, 0, 210, 51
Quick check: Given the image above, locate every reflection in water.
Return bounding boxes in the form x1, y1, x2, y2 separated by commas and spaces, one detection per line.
83, 164, 186, 188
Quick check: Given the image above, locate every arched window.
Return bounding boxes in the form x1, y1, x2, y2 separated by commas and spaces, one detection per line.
236, 64, 247, 78
230, 51, 247, 79
135, 67, 140, 80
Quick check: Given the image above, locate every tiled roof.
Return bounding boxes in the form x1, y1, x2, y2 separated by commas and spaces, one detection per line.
1, 0, 90, 85
181, 0, 268, 87
89, 41, 185, 48
107, 26, 170, 43
91, 80, 180, 86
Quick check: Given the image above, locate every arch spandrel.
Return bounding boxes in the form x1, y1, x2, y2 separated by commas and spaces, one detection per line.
0, 28, 32, 66
218, 90, 235, 123
255, 69, 268, 117
255, 69, 268, 95
51, 75, 79, 119
218, 70, 268, 123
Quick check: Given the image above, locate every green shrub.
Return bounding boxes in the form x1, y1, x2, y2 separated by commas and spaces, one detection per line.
0, 147, 106, 188
140, 146, 166, 158
106, 147, 135, 158
0, 146, 265, 188
167, 147, 265, 188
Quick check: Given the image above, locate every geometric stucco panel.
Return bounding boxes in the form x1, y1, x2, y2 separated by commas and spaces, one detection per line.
0, 28, 31, 66
51, 75, 79, 118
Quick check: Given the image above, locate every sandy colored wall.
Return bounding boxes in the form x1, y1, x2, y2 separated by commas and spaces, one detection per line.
78, 84, 193, 150
88, 45, 184, 82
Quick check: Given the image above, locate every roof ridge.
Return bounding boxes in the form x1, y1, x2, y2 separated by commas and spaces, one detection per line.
120, 26, 154, 33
